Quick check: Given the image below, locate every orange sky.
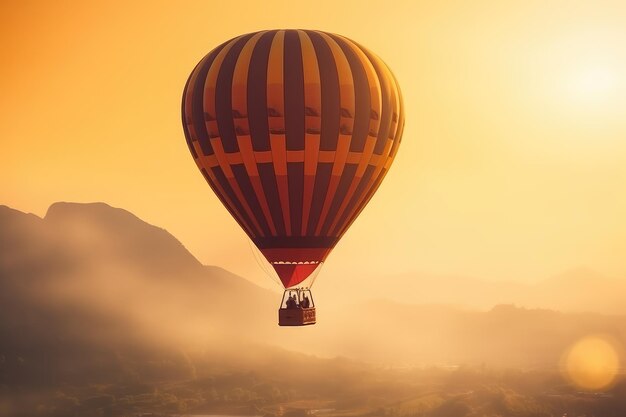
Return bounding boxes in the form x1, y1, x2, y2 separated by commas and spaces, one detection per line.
2, 0, 626, 287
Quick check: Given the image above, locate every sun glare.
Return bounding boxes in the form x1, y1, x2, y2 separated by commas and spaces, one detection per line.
562, 336, 621, 391
567, 66, 617, 99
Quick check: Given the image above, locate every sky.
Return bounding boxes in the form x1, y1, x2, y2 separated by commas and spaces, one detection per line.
2, 0, 626, 287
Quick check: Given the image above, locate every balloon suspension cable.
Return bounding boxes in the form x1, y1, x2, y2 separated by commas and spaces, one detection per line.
248, 239, 283, 288
309, 261, 323, 288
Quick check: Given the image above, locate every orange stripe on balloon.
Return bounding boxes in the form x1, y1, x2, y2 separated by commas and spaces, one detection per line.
335, 34, 383, 141
298, 30, 322, 236
346, 152, 361, 164
232, 32, 265, 111
333, 55, 403, 238
226, 153, 243, 164
387, 67, 405, 161
184, 52, 214, 147
267, 31, 291, 235
301, 134, 320, 234
191, 140, 256, 238
255, 151, 272, 163
238, 136, 277, 235
317, 32, 354, 126
327, 38, 383, 235
318, 151, 335, 163
315, 134, 351, 236
203, 35, 264, 236
232, 32, 277, 235
313, 32, 355, 236
193, 146, 218, 167
286, 150, 305, 161
271, 135, 291, 235
210, 137, 264, 235
204, 36, 240, 140
328, 136, 376, 235
202, 36, 238, 178
188, 148, 394, 171
335, 137, 395, 239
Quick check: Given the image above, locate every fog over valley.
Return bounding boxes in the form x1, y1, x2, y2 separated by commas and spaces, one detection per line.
1, 202, 625, 416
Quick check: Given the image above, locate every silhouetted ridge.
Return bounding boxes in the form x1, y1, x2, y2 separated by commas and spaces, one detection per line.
0, 202, 276, 395
44, 201, 203, 275
0, 205, 44, 243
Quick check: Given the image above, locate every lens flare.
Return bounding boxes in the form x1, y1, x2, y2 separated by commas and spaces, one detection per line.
561, 335, 621, 391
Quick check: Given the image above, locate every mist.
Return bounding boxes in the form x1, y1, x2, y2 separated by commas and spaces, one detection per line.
1, 202, 625, 417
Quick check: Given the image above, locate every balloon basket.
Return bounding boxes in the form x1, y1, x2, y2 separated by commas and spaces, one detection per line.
278, 288, 316, 326
278, 307, 316, 326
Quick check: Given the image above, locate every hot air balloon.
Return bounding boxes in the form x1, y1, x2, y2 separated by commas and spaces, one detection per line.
182, 30, 404, 326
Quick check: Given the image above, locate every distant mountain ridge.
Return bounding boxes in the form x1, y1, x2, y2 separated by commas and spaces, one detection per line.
44, 201, 204, 275
0, 202, 278, 370
323, 265, 626, 315
1, 201, 624, 377
5, 202, 622, 314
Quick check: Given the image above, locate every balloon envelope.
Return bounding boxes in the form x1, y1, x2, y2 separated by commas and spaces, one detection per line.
182, 30, 404, 288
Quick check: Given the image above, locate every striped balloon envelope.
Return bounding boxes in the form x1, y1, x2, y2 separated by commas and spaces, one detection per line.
182, 29, 404, 288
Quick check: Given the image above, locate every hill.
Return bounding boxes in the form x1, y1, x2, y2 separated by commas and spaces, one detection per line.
319, 267, 626, 315
2, 202, 626, 416
2, 202, 626, 369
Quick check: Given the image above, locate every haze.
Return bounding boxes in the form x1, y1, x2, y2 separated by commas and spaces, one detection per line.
3, 2, 626, 415
2, 201, 626, 416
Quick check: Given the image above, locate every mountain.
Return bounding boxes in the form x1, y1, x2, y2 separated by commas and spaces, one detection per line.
319, 266, 626, 315
324, 301, 626, 368
0, 203, 279, 385
2, 202, 626, 416
2, 202, 626, 370
534, 267, 626, 314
